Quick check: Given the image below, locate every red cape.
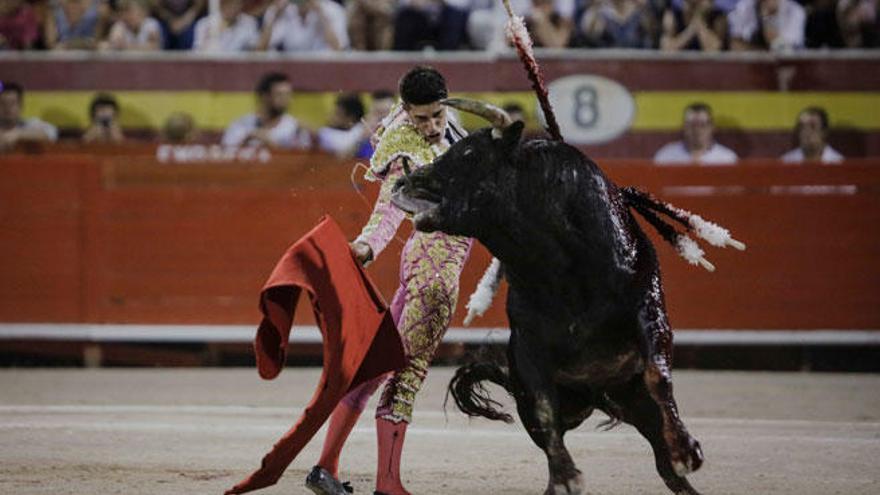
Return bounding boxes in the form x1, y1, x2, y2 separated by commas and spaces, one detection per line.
225, 215, 405, 494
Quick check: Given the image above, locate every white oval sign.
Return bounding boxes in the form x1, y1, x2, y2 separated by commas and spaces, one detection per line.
539, 74, 635, 145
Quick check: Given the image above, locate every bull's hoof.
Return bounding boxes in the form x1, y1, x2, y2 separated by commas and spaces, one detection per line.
544, 470, 584, 495
671, 436, 704, 476
664, 473, 702, 495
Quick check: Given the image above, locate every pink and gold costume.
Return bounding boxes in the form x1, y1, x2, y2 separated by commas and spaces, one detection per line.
344, 120, 472, 424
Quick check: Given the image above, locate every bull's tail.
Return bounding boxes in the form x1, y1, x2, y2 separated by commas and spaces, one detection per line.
446, 361, 514, 423
621, 186, 746, 272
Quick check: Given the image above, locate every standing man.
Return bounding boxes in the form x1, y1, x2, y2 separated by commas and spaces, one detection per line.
222, 71, 312, 150
653, 102, 738, 165
305, 66, 469, 495
316, 92, 366, 157
781, 106, 844, 163
0, 81, 58, 152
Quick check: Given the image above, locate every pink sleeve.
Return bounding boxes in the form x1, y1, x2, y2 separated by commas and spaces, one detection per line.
354, 160, 407, 261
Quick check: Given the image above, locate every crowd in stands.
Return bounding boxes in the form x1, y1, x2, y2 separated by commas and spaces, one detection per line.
0, 0, 877, 52
0, 75, 848, 163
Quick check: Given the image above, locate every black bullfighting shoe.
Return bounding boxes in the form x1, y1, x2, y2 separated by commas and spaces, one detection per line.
305, 465, 354, 495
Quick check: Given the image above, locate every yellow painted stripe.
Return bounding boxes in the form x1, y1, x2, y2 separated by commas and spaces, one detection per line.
23, 91, 341, 130
633, 92, 880, 130
23, 91, 880, 131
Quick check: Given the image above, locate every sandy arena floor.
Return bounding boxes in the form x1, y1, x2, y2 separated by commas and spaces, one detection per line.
1, 367, 879, 495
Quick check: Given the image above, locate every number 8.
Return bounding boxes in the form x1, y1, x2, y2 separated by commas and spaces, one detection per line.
573, 86, 598, 129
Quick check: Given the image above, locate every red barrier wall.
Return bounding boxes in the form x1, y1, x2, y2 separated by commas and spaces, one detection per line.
2, 150, 879, 330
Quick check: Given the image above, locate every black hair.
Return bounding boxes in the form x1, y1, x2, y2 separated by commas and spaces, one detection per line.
0, 81, 24, 100
685, 101, 712, 117
799, 106, 829, 130
684, 102, 713, 124
255, 72, 290, 96
89, 93, 119, 119
399, 66, 447, 106
336, 93, 365, 122
502, 102, 524, 114
371, 89, 395, 101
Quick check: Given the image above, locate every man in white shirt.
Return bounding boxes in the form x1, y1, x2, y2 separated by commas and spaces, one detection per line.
468, 0, 576, 50
192, 0, 259, 52
0, 81, 58, 152
781, 106, 844, 164
729, 0, 806, 51
259, 0, 348, 51
654, 102, 738, 165
222, 72, 312, 150
317, 93, 367, 158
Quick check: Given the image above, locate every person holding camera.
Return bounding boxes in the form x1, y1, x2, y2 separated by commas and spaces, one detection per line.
82, 93, 125, 144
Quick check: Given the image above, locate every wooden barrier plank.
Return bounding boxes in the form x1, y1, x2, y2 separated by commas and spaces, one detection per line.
0, 155, 95, 322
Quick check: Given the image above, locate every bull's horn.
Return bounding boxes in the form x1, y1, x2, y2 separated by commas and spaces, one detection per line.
442, 98, 513, 130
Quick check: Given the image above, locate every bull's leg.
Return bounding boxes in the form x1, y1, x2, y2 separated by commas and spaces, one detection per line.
607, 378, 702, 495
637, 271, 703, 477
508, 333, 584, 495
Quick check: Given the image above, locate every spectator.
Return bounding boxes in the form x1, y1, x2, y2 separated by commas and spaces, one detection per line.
104, 0, 162, 50
654, 102, 737, 165
660, 0, 726, 51
838, 0, 879, 48
242, 0, 272, 19
713, 0, 739, 14
367, 90, 396, 124
347, 0, 395, 50
467, 0, 531, 51
151, 0, 205, 49
221, 72, 312, 150
0, 0, 41, 50
392, 0, 470, 50
259, 0, 348, 51
804, 0, 844, 48
781, 106, 843, 164
317, 93, 366, 157
192, 0, 259, 51
82, 93, 125, 144
580, 0, 656, 48
729, 0, 806, 51
529, 0, 576, 48
354, 89, 395, 158
44, 0, 102, 49
162, 111, 199, 143
0, 81, 58, 153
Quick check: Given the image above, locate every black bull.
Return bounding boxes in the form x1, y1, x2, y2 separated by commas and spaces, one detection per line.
391, 121, 706, 495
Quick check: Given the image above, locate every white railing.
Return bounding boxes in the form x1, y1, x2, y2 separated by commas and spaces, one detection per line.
1, 323, 878, 346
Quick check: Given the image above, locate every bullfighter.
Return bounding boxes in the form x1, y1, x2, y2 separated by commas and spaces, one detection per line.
305, 65, 471, 495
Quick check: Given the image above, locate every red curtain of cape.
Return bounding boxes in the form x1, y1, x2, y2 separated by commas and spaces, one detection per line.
225, 215, 405, 494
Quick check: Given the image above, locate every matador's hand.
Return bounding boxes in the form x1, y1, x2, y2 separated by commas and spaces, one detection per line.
350, 241, 373, 266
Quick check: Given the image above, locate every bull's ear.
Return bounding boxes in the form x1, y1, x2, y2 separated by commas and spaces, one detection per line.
500, 121, 525, 150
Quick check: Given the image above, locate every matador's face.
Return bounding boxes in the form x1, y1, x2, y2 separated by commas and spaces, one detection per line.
405, 101, 447, 146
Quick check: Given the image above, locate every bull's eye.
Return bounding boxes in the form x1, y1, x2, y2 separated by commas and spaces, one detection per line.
462, 148, 473, 157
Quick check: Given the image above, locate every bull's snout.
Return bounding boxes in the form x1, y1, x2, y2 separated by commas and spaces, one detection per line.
392, 175, 409, 195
